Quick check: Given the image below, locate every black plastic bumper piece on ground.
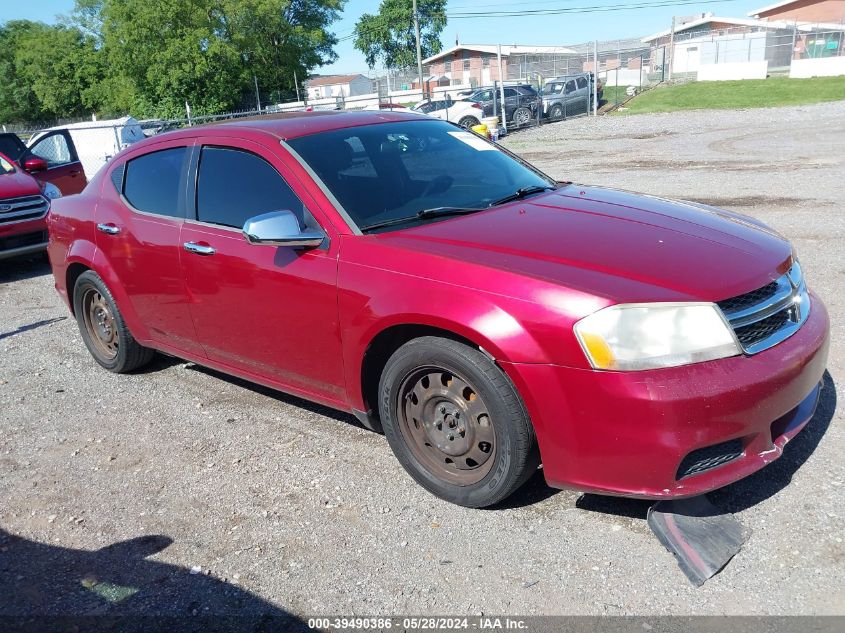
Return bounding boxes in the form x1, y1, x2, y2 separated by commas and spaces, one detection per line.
647, 495, 749, 586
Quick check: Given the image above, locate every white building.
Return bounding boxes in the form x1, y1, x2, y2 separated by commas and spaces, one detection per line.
305, 74, 373, 100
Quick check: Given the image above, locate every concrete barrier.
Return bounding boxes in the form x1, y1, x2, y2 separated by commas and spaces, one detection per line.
697, 61, 768, 81
790, 56, 845, 78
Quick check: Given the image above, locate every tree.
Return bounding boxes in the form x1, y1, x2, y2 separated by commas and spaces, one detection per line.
87, 0, 345, 118
15, 25, 103, 118
353, 0, 446, 70
0, 20, 102, 123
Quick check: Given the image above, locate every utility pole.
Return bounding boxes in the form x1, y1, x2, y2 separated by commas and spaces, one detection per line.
667, 16, 676, 81
413, 0, 425, 100
497, 44, 507, 134
294, 69, 301, 102
254, 74, 261, 112
592, 40, 598, 116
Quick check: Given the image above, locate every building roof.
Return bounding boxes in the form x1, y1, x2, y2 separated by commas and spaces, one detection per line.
306, 74, 369, 87
422, 44, 577, 65
641, 16, 791, 42
748, 0, 811, 17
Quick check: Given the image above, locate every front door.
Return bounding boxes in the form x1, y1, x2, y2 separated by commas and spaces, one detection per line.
179, 139, 346, 404
27, 131, 87, 194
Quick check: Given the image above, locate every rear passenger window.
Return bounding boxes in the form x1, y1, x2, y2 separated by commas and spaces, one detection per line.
196, 146, 306, 229
576, 77, 588, 89
565, 80, 576, 95
123, 147, 187, 218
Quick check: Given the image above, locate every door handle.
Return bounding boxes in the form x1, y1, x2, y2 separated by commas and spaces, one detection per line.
96, 223, 120, 235
183, 242, 216, 256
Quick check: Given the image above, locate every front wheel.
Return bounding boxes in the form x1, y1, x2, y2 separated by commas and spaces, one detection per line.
379, 337, 539, 508
549, 104, 563, 120
73, 270, 155, 373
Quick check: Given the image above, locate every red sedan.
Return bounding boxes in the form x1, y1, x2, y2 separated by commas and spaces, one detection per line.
47, 112, 829, 508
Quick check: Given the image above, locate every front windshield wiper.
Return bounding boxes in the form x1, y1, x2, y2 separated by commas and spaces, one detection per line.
487, 184, 557, 207
360, 186, 557, 233
361, 206, 485, 232
417, 206, 485, 219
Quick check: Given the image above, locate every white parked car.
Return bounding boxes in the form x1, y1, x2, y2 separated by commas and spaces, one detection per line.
411, 98, 483, 128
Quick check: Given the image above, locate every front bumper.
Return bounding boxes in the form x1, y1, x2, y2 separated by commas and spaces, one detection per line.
0, 217, 48, 261
502, 292, 830, 498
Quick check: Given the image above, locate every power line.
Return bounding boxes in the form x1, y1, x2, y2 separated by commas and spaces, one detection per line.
447, 0, 733, 18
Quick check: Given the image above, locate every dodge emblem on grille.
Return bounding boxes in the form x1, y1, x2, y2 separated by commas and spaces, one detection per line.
787, 269, 802, 322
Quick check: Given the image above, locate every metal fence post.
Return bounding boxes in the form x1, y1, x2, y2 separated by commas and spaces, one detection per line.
593, 40, 598, 116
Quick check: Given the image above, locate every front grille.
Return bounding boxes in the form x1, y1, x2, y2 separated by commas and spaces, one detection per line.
0, 195, 49, 225
734, 310, 791, 347
676, 439, 744, 479
717, 280, 779, 314
0, 230, 48, 252
717, 262, 809, 355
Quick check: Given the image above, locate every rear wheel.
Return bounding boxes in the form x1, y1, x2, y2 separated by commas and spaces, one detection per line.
379, 337, 539, 508
73, 271, 154, 373
458, 116, 480, 129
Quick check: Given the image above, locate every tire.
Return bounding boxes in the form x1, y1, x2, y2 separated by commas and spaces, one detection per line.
378, 337, 539, 508
73, 270, 155, 373
457, 116, 479, 129
512, 107, 531, 127
549, 104, 563, 120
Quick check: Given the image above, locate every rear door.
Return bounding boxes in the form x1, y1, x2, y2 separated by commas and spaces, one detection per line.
27, 131, 87, 194
576, 76, 591, 114
179, 138, 346, 403
95, 138, 203, 356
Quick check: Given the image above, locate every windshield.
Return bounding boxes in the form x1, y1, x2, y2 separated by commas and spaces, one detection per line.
0, 154, 15, 175
286, 119, 554, 233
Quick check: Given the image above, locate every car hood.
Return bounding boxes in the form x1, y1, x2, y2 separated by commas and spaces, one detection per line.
372, 184, 792, 303
0, 168, 41, 199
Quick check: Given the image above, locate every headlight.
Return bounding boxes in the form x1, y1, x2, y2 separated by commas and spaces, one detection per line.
42, 182, 62, 200
574, 303, 740, 371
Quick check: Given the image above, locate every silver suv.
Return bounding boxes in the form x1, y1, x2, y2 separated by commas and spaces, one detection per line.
540, 73, 602, 119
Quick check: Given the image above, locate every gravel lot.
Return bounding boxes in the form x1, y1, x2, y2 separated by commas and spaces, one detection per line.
1, 102, 843, 619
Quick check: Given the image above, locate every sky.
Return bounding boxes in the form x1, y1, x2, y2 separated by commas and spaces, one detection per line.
2, 0, 771, 74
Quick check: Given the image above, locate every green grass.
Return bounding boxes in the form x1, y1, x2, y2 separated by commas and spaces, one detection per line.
602, 85, 634, 106
618, 76, 845, 114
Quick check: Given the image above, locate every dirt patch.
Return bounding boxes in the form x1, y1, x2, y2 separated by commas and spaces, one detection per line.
687, 196, 807, 208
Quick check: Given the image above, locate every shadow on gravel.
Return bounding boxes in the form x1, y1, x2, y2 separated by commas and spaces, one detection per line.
185, 363, 361, 428
492, 469, 562, 510
575, 371, 836, 521
0, 317, 66, 342
0, 255, 51, 284
0, 528, 308, 632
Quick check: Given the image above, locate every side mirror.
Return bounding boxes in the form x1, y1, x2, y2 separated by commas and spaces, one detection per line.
242, 210, 324, 248
23, 157, 48, 173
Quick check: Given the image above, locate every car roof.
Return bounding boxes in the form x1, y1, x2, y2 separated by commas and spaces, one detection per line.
124, 110, 435, 152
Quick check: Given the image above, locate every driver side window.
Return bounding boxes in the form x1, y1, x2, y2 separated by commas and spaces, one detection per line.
196, 146, 307, 229
30, 133, 73, 166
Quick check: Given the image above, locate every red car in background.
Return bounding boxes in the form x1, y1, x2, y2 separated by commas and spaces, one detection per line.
0, 131, 87, 196
47, 112, 829, 508
0, 151, 54, 260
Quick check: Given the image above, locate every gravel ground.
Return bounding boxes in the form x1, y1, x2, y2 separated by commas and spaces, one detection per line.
1, 102, 843, 619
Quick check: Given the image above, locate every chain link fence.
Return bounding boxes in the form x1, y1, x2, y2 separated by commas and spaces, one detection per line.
2, 24, 843, 185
